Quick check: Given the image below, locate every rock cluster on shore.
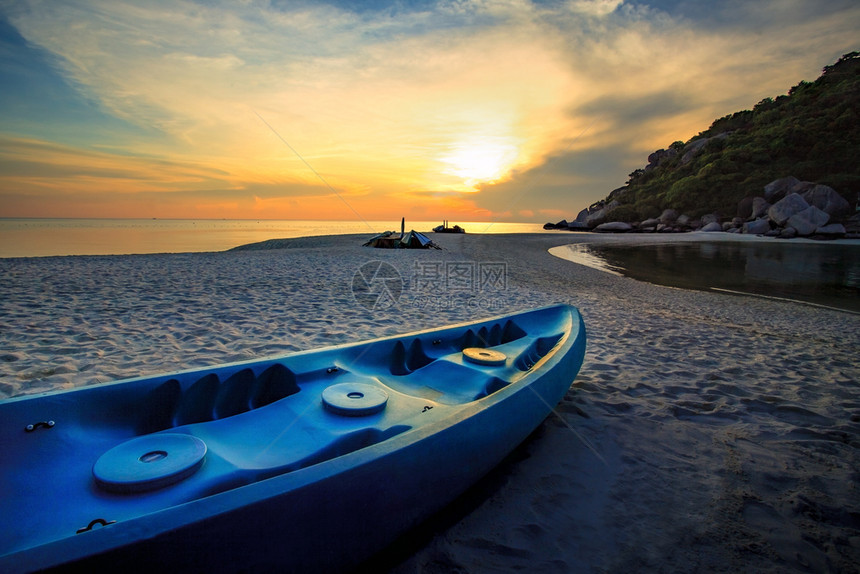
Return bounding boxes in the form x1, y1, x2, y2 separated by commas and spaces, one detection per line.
545, 176, 860, 239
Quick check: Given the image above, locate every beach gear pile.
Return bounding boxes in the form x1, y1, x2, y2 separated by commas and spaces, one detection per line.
363, 218, 441, 249
363, 229, 440, 249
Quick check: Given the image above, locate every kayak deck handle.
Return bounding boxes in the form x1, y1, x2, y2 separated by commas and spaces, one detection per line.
25, 420, 55, 432
76, 518, 116, 534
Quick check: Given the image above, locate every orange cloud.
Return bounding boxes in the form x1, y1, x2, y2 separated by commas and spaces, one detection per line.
3, 0, 859, 221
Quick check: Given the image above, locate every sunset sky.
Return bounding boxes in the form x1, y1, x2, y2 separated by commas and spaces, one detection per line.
1, 0, 858, 222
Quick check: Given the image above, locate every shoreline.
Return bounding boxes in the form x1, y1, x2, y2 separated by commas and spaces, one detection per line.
547, 233, 860, 314
1, 232, 858, 572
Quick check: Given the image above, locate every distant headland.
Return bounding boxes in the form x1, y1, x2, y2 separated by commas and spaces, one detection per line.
547, 51, 860, 239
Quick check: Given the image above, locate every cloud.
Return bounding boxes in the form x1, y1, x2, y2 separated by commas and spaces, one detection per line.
567, 0, 624, 17
0, 134, 362, 218
1, 0, 859, 220
0, 136, 228, 186
454, 0, 860, 217
6, 1, 583, 193
470, 143, 643, 219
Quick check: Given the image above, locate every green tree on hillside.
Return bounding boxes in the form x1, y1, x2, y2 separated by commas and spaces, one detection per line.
598, 51, 860, 220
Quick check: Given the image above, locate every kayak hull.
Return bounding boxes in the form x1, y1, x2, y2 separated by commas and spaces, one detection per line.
0, 304, 586, 573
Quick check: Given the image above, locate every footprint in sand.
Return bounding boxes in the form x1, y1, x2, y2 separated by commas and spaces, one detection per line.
741, 499, 828, 571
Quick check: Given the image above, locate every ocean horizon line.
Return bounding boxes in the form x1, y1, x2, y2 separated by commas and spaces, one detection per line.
0, 216, 542, 223
0, 218, 554, 258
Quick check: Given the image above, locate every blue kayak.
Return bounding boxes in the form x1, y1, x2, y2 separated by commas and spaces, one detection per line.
0, 304, 586, 572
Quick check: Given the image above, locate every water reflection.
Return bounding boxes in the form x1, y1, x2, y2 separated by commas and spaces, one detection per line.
583, 241, 860, 313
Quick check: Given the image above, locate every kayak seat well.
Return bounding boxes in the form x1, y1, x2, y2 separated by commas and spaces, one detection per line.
136, 364, 300, 434
456, 319, 527, 349
275, 425, 411, 474
513, 333, 564, 371
344, 319, 527, 379
336, 318, 537, 403
386, 319, 529, 376
380, 360, 508, 405
473, 376, 510, 400
389, 339, 434, 375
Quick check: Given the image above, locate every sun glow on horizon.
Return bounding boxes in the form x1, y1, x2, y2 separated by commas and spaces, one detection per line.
439, 136, 521, 188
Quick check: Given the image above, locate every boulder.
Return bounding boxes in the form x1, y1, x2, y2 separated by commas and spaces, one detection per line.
584, 212, 603, 228
585, 200, 620, 228
779, 227, 797, 239
763, 176, 801, 201
659, 209, 678, 224
789, 180, 817, 195
743, 218, 771, 235
676, 214, 691, 227
640, 218, 660, 228
816, 223, 846, 237
700, 222, 723, 232
543, 219, 569, 230
680, 132, 729, 165
701, 213, 720, 226
594, 221, 632, 233
768, 193, 809, 226
722, 221, 735, 231
680, 136, 717, 165
787, 205, 830, 236
751, 197, 771, 219
646, 148, 678, 170
737, 196, 754, 219
802, 185, 851, 219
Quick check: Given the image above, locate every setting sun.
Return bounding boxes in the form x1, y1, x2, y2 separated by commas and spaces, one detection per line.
440, 137, 520, 187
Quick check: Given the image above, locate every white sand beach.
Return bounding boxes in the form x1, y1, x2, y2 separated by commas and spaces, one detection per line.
1, 233, 858, 572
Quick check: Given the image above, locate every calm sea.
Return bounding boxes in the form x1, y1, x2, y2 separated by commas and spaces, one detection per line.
554, 240, 860, 314
0, 219, 548, 258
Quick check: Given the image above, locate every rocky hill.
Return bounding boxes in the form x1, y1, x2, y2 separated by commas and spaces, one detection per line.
550, 51, 860, 238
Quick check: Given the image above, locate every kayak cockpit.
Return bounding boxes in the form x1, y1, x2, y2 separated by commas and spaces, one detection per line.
342, 314, 568, 404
